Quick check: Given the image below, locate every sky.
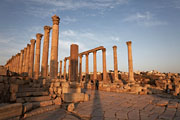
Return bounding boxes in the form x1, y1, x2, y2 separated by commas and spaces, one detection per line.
0, 0, 180, 73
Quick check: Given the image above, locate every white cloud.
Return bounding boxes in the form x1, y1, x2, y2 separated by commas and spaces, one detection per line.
123, 12, 167, 26
110, 36, 120, 41
62, 16, 77, 25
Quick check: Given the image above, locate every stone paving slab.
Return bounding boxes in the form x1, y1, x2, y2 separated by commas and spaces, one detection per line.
25, 90, 180, 120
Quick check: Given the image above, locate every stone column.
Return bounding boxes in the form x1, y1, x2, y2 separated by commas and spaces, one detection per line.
93, 51, 97, 81
17, 53, 20, 73
113, 46, 118, 82
59, 60, 62, 78
70, 44, 79, 82
25, 44, 30, 74
41, 26, 52, 78
126, 41, 134, 82
29, 39, 36, 78
23, 47, 27, 73
15, 54, 18, 73
79, 55, 82, 82
85, 53, 89, 81
50, 15, 60, 79
64, 58, 67, 80
19, 50, 24, 74
68, 59, 71, 81
34, 33, 43, 79
102, 48, 107, 82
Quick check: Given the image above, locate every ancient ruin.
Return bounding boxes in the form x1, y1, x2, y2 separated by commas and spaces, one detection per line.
0, 15, 180, 120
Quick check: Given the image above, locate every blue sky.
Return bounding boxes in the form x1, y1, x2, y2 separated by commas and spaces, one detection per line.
0, 0, 180, 73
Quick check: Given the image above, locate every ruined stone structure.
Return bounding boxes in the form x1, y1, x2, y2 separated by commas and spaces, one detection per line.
50, 15, 60, 79
126, 41, 134, 82
41, 26, 52, 78
34, 33, 43, 79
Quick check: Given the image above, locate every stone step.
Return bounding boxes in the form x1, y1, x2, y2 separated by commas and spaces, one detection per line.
0, 103, 22, 120
23, 105, 60, 119
18, 87, 46, 92
23, 100, 54, 113
16, 96, 52, 103
62, 93, 89, 103
17, 91, 49, 97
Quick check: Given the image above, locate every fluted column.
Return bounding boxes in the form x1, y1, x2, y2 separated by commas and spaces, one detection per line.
59, 60, 62, 78
41, 26, 52, 78
19, 50, 24, 74
29, 39, 36, 78
93, 51, 97, 81
113, 46, 118, 82
70, 44, 79, 82
102, 48, 107, 82
126, 41, 134, 82
85, 53, 89, 81
64, 58, 67, 80
25, 44, 30, 74
50, 15, 60, 79
23, 48, 27, 73
79, 55, 82, 82
34, 33, 43, 79
15, 54, 18, 73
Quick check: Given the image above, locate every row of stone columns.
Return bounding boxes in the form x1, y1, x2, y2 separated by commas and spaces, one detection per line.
5, 15, 60, 80
59, 41, 134, 83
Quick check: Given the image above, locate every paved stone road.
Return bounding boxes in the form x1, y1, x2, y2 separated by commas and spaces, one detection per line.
26, 90, 180, 120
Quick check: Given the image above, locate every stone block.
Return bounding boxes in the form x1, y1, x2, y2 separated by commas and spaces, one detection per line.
57, 87, 62, 95
33, 100, 53, 107
53, 97, 62, 105
10, 93, 17, 102
0, 103, 22, 120
0, 83, 4, 91
0, 66, 7, 76
62, 87, 81, 93
61, 82, 69, 88
10, 84, 18, 93
62, 93, 85, 103
67, 103, 74, 112
24, 96, 51, 102
54, 82, 60, 87
0, 76, 4, 82
84, 94, 90, 101
23, 103, 33, 113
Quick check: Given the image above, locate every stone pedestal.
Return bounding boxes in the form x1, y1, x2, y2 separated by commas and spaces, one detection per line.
41, 26, 52, 78
50, 15, 60, 79
34, 33, 43, 79
93, 51, 97, 81
29, 39, 36, 78
70, 44, 79, 82
113, 46, 118, 82
126, 41, 134, 82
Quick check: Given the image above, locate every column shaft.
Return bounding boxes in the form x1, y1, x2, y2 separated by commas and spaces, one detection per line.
34, 33, 43, 79
41, 26, 52, 78
19, 50, 24, 74
93, 51, 97, 81
70, 44, 79, 82
68, 59, 70, 81
59, 60, 62, 78
102, 48, 107, 82
85, 54, 89, 81
25, 44, 30, 74
113, 46, 118, 81
79, 55, 82, 82
23, 48, 27, 73
126, 41, 134, 82
64, 59, 67, 80
29, 39, 36, 78
50, 15, 60, 79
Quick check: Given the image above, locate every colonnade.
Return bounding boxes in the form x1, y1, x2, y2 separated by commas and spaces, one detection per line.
5, 15, 60, 80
